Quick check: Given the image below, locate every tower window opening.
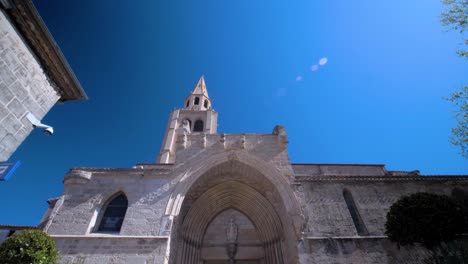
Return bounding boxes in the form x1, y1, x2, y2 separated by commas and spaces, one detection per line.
343, 189, 369, 236
97, 193, 128, 233
186, 100, 189, 107
194, 97, 200, 105
194, 120, 204, 132
204, 100, 208, 108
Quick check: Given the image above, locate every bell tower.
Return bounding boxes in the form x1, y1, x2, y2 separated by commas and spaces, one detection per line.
157, 76, 218, 164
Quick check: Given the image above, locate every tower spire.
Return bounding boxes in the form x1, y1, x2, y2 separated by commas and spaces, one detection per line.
158, 76, 218, 163
184, 75, 212, 110
191, 75, 209, 98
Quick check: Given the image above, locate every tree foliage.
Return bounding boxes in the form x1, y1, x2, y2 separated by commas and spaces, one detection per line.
0, 229, 58, 264
446, 86, 468, 158
385, 192, 465, 249
442, 0, 468, 158
442, 0, 468, 59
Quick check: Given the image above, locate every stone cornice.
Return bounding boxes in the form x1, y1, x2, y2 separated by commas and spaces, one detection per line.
62, 166, 174, 183
305, 235, 388, 240
2, 0, 87, 102
0, 224, 38, 230
68, 166, 173, 174
294, 175, 468, 182
49, 234, 169, 240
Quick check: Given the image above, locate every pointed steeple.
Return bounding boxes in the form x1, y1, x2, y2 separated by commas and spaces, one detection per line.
184, 75, 212, 110
158, 75, 218, 163
191, 75, 209, 98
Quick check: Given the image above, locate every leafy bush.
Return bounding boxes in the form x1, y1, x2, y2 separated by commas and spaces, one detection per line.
385, 192, 465, 248
0, 229, 58, 264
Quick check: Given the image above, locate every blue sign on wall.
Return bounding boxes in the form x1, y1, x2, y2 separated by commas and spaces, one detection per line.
0, 161, 21, 181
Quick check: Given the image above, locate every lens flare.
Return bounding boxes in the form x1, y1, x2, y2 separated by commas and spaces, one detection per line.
319, 57, 328, 66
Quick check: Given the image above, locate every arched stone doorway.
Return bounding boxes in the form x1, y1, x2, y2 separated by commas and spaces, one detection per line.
167, 154, 303, 264
178, 181, 284, 263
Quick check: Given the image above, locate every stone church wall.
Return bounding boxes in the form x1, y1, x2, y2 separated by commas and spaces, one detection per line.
54, 237, 167, 264
45, 169, 173, 236
0, 10, 60, 161
42, 131, 468, 263
43, 168, 174, 263
300, 237, 431, 264
295, 179, 468, 263
296, 180, 467, 237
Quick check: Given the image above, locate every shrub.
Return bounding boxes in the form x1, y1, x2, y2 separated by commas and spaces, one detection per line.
0, 229, 58, 264
385, 192, 464, 248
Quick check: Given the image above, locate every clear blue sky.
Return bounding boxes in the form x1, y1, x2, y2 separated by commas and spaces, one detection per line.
1, 0, 467, 225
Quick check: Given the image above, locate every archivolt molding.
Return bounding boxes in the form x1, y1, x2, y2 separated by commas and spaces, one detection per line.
165, 150, 304, 237
178, 181, 286, 264
181, 181, 283, 244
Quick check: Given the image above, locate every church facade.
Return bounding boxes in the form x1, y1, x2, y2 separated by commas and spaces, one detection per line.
41, 77, 468, 264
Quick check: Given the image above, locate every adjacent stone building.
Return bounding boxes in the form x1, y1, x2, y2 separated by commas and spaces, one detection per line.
0, 0, 87, 161
41, 77, 468, 264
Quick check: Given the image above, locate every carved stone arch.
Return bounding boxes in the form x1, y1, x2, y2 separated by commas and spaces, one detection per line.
166, 150, 304, 264
166, 151, 303, 229
177, 181, 285, 263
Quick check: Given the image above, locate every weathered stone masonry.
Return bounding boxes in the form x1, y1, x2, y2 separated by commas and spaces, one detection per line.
0, 0, 86, 161
41, 79, 468, 264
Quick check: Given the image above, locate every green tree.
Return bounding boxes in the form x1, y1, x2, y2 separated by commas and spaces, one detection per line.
385, 192, 464, 249
423, 191, 468, 264
442, 0, 468, 158
446, 86, 468, 158
0, 229, 58, 264
441, 0, 468, 58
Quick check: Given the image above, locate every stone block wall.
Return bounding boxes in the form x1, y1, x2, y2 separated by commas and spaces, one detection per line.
299, 237, 432, 264
54, 237, 168, 264
0, 10, 59, 161
296, 180, 468, 238
42, 137, 468, 263
45, 169, 174, 237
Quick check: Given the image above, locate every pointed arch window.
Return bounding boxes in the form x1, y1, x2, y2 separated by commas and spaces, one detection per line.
343, 189, 368, 236
186, 100, 190, 107
194, 97, 200, 105
193, 120, 204, 132
97, 193, 128, 232
204, 100, 208, 108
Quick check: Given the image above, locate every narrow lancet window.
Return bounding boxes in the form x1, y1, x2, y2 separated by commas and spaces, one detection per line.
97, 193, 128, 232
186, 100, 190, 107
204, 100, 208, 108
194, 120, 204, 132
194, 97, 200, 105
343, 189, 369, 236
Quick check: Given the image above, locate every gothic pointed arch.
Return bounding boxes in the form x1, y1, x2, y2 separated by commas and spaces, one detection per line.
95, 191, 128, 233
166, 151, 304, 264
177, 181, 284, 263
